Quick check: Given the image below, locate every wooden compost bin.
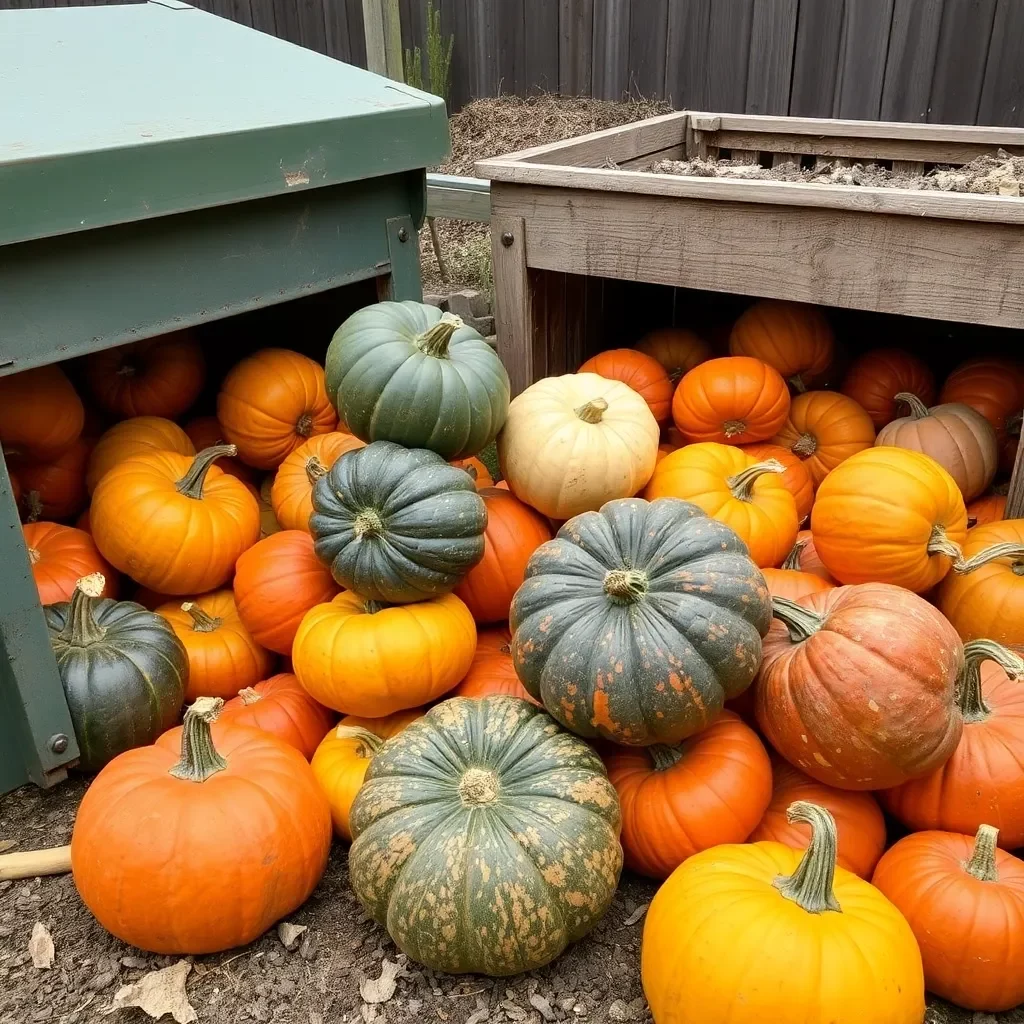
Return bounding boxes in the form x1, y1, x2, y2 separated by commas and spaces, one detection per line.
478, 110, 1024, 512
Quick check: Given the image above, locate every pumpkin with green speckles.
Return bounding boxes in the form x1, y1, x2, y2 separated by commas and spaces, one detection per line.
510, 497, 772, 747
348, 695, 623, 976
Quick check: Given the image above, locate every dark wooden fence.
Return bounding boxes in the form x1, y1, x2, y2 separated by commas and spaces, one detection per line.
5, 0, 1023, 126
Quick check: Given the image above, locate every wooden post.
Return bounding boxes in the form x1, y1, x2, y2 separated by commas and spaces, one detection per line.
491, 211, 533, 397
363, 0, 403, 82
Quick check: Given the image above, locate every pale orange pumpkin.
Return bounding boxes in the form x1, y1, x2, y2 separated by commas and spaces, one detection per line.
635, 327, 712, 383
729, 300, 835, 391
270, 432, 365, 533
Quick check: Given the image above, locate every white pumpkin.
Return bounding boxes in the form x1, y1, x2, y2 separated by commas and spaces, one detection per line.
497, 372, 659, 519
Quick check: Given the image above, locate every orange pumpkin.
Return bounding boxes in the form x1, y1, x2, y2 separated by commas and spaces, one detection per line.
451, 456, 495, 489
729, 300, 834, 391
578, 348, 674, 423
968, 492, 1008, 528
74, 506, 91, 534
645, 442, 798, 567
0, 365, 84, 461
772, 390, 875, 487
182, 416, 257, 485
841, 348, 936, 428
270, 432, 365, 533
12, 437, 92, 522
219, 673, 335, 760
256, 476, 281, 539
940, 356, 1024, 471
84, 332, 205, 419
92, 446, 260, 594
454, 488, 552, 624
23, 522, 118, 605
672, 356, 790, 445
760, 565, 834, 602
739, 441, 814, 522
451, 627, 539, 704
87, 416, 195, 494
785, 529, 836, 583
233, 530, 338, 655
157, 589, 274, 701
635, 327, 712, 383
217, 348, 337, 470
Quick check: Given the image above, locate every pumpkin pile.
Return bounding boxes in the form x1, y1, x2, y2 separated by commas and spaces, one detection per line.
11, 296, 1024, 1012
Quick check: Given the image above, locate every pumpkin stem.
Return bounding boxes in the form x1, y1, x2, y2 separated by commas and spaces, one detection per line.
722, 419, 747, 438
362, 599, 390, 615
305, 455, 328, 485
459, 766, 499, 806
332, 725, 385, 757
952, 541, 1024, 577
648, 744, 685, 771
182, 602, 223, 633
958, 639, 1024, 722
727, 459, 786, 501
238, 687, 262, 705
27, 545, 41, 566
57, 573, 107, 646
296, 413, 313, 438
354, 508, 385, 539
772, 801, 842, 914
894, 392, 930, 419
964, 824, 1000, 881
175, 445, 237, 500
788, 374, 808, 394
790, 433, 817, 457
168, 697, 228, 783
415, 312, 464, 358
927, 523, 965, 565
575, 398, 609, 424
781, 540, 806, 572
770, 596, 824, 642
24, 491, 43, 523
603, 568, 648, 604
1007, 412, 1022, 439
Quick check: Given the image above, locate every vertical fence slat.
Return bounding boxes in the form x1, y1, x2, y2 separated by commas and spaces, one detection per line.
397, 0, 424, 83
880, 0, 943, 122
789, 0, 844, 116
524, 0, 558, 93
558, 0, 593, 96
467, 0, 499, 99
928, 0, 996, 124
834, 0, 896, 119
323, 0, 352, 59
591, 0, 630, 100
627, 0, 668, 100
295, 0, 328, 53
978, 0, 1024, 126
664, 0, 711, 108
347, 0, 368, 65
497, 0, 525, 94
270, 0, 302, 42
707, 0, 754, 112
248, 0, 277, 34
745, 0, 798, 115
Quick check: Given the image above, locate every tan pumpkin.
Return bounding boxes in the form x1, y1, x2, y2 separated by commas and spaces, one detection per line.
875, 393, 998, 502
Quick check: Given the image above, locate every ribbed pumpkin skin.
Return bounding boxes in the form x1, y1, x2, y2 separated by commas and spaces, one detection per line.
940, 356, 1024, 446
967, 493, 1007, 528
310, 441, 487, 604
451, 627, 539, 704
349, 696, 622, 976
841, 348, 937, 428
86, 416, 195, 494
760, 566, 833, 602
787, 529, 835, 582
739, 441, 814, 522
270, 431, 365, 532
24, 522, 118, 605
634, 327, 712, 382
578, 348, 674, 423
326, 301, 510, 460
0, 365, 84, 461
45, 593, 188, 771
511, 498, 772, 746
12, 437, 92, 521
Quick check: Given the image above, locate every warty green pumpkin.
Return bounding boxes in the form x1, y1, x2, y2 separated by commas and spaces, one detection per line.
510, 497, 773, 746
310, 440, 487, 603
348, 695, 622, 976
45, 573, 188, 771
325, 302, 510, 460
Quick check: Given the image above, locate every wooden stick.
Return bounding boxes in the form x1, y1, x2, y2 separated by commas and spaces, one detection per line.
427, 217, 448, 283
0, 844, 72, 881
1005, 411, 1024, 518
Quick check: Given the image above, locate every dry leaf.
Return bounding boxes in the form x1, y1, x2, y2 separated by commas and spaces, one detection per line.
360, 958, 402, 1004
622, 902, 649, 927
110, 960, 197, 1023
29, 922, 54, 969
277, 921, 307, 951
0, 839, 17, 854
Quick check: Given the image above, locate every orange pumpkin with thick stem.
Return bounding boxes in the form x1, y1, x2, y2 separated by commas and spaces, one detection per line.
756, 585, 964, 790
11, 437, 92, 522
0, 365, 84, 461
968, 492, 1008, 529
453, 488, 552, 624
92, 445, 260, 595
772, 390, 875, 487
635, 327, 712, 383
451, 456, 494, 489
270, 432, 365, 533
841, 348, 936, 428
23, 522, 118, 605
70, 697, 331, 954
157, 589, 274, 701
219, 673, 335, 760
233, 530, 338, 655
87, 416, 195, 494
182, 416, 257, 485
604, 711, 772, 879
728, 300, 835, 392
672, 356, 790, 445
644, 442, 798, 568
749, 755, 886, 878
784, 530, 835, 583
811, 447, 968, 591
450, 627, 537, 704
872, 825, 1024, 1012
84, 331, 205, 419
739, 441, 814, 522
217, 348, 337, 470
578, 348, 674, 423
310, 708, 423, 840
940, 356, 1024, 471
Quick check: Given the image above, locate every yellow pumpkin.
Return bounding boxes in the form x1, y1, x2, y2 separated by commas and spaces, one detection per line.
642, 801, 924, 1024
498, 372, 659, 519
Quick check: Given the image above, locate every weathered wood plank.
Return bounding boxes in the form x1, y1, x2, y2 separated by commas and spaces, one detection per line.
496, 0, 525, 95
295, 0, 328, 54
745, 0, 798, 115
445, 0, 471, 107
248, 0, 276, 36
270, 0, 301, 42
525, 0, 558, 93
789, 0, 845, 116
928, 0, 997, 124
490, 209, 535, 396
706, 0, 753, 112
324, 0, 352, 61
628, 0, 669, 100
1006, 421, 1024, 517
468, 0, 499, 98
880, 0, 943, 122
558, 0, 594, 96
834, 0, 896, 120
665, 0, 711, 109
347, 0, 368, 66
979, 0, 1024, 127
591, 0, 630, 100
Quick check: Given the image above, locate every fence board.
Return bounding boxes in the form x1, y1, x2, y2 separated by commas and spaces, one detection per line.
559, 0, 593, 96
928, 0, 996, 124
664, 0, 711, 109
468, 0, 499, 99
745, 0, 798, 115
271, 0, 301, 42
628, 0, 669, 100
524, 0, 558, 94
295, 0, 327, 53
706, 0, 753, 113
789, 0, 845, 116
978, 0, 1024, 127
440, 0, 470, 107
496, 0, 524, 96
248, 0, 275, 34
591, 0, 630, 100
880, 0, 943, 122
834, 0, 896, 120
398, 0, 424, 84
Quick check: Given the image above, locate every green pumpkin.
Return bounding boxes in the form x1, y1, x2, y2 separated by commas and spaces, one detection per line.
349, 695, 622, 976
310, 440, 487, 603
325, 301, 509, 460
44, 574, 188, 772
510, 497, 772, 746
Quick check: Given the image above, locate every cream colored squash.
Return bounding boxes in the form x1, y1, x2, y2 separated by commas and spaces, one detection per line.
498, 372, 659, 519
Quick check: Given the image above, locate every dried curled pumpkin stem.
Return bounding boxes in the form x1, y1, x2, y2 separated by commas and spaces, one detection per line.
416, 313, 463, 358
603, 568, 648, 604
894, 392, 930, 419
788, 374, 808, 394
362, 599, 391, 615
790, 433, 817, 457
182, 602, 222, 633
964, 824, 1000, 882
575, 397, 609, 424
175, 445, 237, 500
332, 725, 386, 756
773, 801, 841, 914
781, 541, 806, 572
648, 745, 685, 772
169, 697, 228, 783
728, 459, 786, 501
57, 573, 108, 646
958, 639, 1024, 722
952, 542, 1024, 577
770, 596, 824, 642
927, 523, 965, 566
305, 455, 328, 485
24, 491, 43, 523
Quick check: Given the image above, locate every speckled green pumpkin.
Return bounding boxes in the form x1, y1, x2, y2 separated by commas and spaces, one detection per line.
348, 695, 622, 976
325, 301, 510, 460
510, 497, 772, 746
45, 581, 188, 772
310, 440, 487, 603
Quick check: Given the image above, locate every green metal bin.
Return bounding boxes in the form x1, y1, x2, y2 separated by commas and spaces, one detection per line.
0, 0, 449, 793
